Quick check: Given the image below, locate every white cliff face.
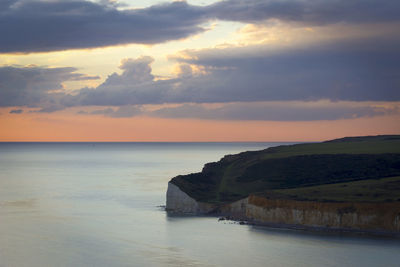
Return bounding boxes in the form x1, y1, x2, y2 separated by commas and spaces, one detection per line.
245, 196, 400, 232
166, 182, 217, 214
165, 184, 400, 233
245, 204, 388, 230
220, 198, 248, 219
166, 182, 199, 213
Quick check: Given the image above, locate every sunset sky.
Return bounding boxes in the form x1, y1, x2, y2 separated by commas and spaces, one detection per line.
1, 0, 399, 141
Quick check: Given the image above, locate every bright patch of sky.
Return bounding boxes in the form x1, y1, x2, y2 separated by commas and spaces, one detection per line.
0, 18, 243, 91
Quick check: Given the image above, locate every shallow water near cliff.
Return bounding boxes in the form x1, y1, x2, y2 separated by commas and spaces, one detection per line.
1, 142, 400, 267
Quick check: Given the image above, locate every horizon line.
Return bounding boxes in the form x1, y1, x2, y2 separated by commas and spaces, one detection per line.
0, 141, 303, 143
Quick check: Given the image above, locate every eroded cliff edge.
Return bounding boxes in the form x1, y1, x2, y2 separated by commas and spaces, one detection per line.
166, 135, 400, 234
166, 184, 400, 233
166, 182, 216, 214
246, 195, 400, 233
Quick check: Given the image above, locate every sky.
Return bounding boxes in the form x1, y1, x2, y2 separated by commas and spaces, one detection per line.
0, 0, 399, 141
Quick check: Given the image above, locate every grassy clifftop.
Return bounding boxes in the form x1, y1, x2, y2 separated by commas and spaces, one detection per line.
258, 176, 400, 203
170, 135, 400, 203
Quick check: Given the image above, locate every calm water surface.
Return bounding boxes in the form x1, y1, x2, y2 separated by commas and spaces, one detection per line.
0, 143, 399, 267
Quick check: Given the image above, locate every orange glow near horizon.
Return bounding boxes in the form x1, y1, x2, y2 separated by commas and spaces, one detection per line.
1, 109, 399, 142
1, 2, 400, 143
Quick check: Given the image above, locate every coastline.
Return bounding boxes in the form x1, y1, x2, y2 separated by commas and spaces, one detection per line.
220, 217, 400, 238
166, 182, 400, 237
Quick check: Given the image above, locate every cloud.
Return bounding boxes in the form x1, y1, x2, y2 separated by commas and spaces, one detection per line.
103, 56, 155, 86
208, 0, 400, 25
0, 65, 98, 108
2, 1, 399, 123
0, 0, 16, 10
78, 105, 142, 118
171, 38, 400, 102
2, 32, 400, 114
76, 101, 400, 121
150, 102, 400, 121
2, 0, 400, 53
9, 109, 23, 114
0, 0, 207, 53
67, 35, 400, 107
63, 56, 179, 106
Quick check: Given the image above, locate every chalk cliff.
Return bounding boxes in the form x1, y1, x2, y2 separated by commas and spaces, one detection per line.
166, 182, 216, 213
166, 135, 400, 234
246, 195, 400, 233
166, 189, 400, 233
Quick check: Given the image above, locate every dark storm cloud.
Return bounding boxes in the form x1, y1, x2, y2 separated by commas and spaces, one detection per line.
0, 65, 98, 107
0, 0, 207, 53
208, 0, 400, 25
2, 0, 400, 53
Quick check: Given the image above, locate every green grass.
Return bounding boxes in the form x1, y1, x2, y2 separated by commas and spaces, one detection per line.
260, 135, 400, 160
170, 135, 400, 203
257, 176, 400, 203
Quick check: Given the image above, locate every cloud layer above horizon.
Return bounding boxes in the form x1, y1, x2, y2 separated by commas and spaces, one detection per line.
1, 0, 399, 123
1, 0, 400, 53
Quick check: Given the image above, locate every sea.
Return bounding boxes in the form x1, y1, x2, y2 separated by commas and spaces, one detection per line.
0, 142, 399, 267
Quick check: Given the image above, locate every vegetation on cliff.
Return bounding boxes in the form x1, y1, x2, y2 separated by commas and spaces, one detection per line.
170, 135, 400, 203
258, 176, 400, 203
